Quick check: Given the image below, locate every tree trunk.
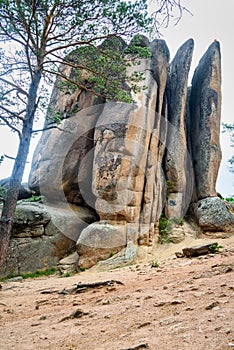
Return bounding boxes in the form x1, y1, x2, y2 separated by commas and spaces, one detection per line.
0, 69, 42, 272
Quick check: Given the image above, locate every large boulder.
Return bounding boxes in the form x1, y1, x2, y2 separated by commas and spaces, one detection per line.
193, 197, 234, 233
1, 202, 96, 277
12, 202, 50, 238
76, 222, 127, 269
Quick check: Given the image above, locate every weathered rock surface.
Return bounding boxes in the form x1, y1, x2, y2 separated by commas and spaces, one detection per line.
168, 227, 185, 243
21, 37, 228, 271
57, 252, 79, 276
189, 41, 222, 199
193, 197, 234, 233
92, 53, 157, 251
77, 222, 127, 269
12, 203, 50, 238
1, 202, 96, 277
28, 103, 103, 204
139, 39, 170, 246
165, 38, 194, 219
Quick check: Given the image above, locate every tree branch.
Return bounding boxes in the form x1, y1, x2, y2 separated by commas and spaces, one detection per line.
0, 77, 28, 97
0, 116, 22, 138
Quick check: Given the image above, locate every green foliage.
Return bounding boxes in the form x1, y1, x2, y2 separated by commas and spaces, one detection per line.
208, 243, 223, 254
151, 260, 159, 268
166, 180, 175, 199
46, 109, 63, 124
62, 272, 71, 278
158, 213, 173, 244
173, 217, 184, 226
225, 197, 234, 204
23, 195, 44, 203
79, 266, 86, 272
0, 267, 57, 281
0, 0, 152, 132
158, 213, 184, 244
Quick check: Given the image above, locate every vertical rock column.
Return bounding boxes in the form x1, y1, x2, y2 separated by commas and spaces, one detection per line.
139, 39, 170, 245
76, 55, 158, 266
165, 38, 194, 219
189, 41, 222, 199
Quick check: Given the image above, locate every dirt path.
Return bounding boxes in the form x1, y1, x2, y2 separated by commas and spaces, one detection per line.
0, 236, 234, 350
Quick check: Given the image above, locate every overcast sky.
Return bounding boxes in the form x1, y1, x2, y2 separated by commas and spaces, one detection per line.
0, 0, 233, 196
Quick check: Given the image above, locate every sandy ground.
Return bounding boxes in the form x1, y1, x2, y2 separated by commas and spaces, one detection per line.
0, 236, 234, 350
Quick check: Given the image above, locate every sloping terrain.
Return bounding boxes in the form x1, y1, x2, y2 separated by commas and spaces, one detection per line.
0, 236, 234, 350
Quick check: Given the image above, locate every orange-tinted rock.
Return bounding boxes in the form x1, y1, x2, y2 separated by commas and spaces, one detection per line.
165, 39, 194, 219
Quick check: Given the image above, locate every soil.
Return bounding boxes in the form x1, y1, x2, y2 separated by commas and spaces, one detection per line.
0, 236, 234, 350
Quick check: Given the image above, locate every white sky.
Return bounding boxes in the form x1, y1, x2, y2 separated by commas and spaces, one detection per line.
0, 0, 233, 196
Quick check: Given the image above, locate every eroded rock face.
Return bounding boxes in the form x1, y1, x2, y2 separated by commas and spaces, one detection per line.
139, 39, 170, 246
193, 197, 234, 233
0, 202, 96, 277
28, 99, 104, 204
189, 41, 222, 199
165, 39, 194, 219
92, 56, 157, 250
25, 37, 227, 271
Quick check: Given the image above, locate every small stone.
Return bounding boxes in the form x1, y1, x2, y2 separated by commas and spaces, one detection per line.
138, 322, 151, 328
223, 266, 233, 273
170, 300, 185, 305
154, 301, 167, 307
39, 315, 46, 320
205, 301, 219, 310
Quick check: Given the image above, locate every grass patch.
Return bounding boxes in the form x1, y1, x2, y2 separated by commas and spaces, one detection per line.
158, 213, 184, 244
79, 266, 86, 272
0, 267, 57, 282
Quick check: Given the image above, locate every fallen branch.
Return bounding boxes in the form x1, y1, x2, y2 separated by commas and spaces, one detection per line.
59, 279, 124, 295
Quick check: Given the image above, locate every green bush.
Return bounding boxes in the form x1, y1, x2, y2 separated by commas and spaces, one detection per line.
225, 197, 234, 204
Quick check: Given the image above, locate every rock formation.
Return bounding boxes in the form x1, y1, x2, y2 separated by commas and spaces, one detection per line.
1, 201, 96, 276
2, 36, 232, 275
189, 41, 222, 200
